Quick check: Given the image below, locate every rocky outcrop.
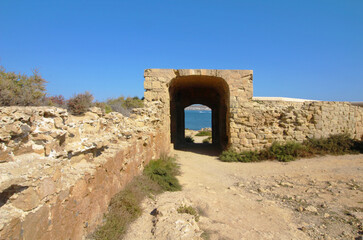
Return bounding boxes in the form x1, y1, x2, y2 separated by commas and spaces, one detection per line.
0, 104, 170, 239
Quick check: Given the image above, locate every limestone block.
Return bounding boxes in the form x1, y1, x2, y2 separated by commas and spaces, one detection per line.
32, 133, 53, 142
144, 80, 152, 89
22, 205, 50, 240
0, 151, 13, 163
11, 187, 40, 211
246, 133, 256, 139
152, 81, 162, 89
89, 107, 103, 116
37, 178, 57, 200
144, 69, 176, 79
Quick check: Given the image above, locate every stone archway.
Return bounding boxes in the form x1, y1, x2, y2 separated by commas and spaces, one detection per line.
169, 75, 230, 149
143, 69, 254, 151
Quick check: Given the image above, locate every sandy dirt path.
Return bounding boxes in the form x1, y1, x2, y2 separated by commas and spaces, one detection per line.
124, 145, 363, 240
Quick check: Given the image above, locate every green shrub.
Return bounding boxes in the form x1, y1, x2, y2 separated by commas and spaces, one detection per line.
93, 155, 181, 239
143, 156, 181, 191
94, 102, 113, 114
124, 96, 143, 109
219, 150, 241, 162
67, 91, 94, 115
220, 149, 260, 162
106, 96, 143, 116
196, 131, 212, 137
0, 66, 47, 106
177, 205, 200, 222
303, 134, 355, 155
239, 150, 261, 162
268, 142, 307, 162
185, 136, 195, 143
92, 175, 161, 240
203, 136, 212, 144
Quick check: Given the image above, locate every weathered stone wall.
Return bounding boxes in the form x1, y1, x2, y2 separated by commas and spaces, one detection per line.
0, 104, 169, 239
230, 100, 363, 151
144, 69, 363, 151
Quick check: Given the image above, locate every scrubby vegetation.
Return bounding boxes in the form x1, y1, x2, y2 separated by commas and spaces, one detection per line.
196, 131, 212, 137
91, 175, 160, 240
45, 95, 67, 108
92, 155, 181, 240
143, 155, 181, 191
177, 205, 200, 222
220, 134, 363, 163
67, 91, 94, 115
105, 96, 144, 116
185, 136, 195, 143
0, 65, 144, 116
0, 66, 47, 106
203, 136, 212, 144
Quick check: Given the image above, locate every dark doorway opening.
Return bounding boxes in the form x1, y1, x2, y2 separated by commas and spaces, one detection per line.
169, 75, 230, 152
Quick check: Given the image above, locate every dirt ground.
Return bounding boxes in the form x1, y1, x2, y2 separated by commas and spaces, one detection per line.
124, 145, 363, 240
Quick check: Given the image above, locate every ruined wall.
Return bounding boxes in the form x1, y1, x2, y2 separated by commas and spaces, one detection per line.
144, 69, 363, 151
0, 104, 169, 239
230, 100, 363, 151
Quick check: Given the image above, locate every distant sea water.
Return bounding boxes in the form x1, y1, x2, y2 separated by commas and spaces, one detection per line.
185, 110, 211, 130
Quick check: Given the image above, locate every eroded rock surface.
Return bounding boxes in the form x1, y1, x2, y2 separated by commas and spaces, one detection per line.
0, 104, 169, 239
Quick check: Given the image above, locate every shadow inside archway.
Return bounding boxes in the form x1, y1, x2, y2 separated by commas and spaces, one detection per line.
174, 143, 222, 157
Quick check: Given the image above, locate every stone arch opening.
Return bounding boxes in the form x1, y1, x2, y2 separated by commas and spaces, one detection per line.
169, 75, 230, 150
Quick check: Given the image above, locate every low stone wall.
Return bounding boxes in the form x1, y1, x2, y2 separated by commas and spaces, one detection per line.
230, 101, 363, 151
0, 105, 170, 239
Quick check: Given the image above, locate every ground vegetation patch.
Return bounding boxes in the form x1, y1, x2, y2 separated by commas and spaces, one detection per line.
220, 134, 363, 163
90, 155, 181, 240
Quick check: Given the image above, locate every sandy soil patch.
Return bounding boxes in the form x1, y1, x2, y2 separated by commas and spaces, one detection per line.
124, 146, 363, 240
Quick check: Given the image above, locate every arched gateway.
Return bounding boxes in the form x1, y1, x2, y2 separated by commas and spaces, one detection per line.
144, 69, 253, 150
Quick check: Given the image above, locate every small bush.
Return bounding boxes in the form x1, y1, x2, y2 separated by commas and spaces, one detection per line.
124, 96, 143, 109
46, 95, 66, 108
303, 134, 355, 155
143, 156, 181, 191
185, 136, 194, 143
106, 96, 143, 116
94, 102, 113, 114
268, 142, 307, 162
203, 136, 212, 144
220, 149, 260, 162
67, 91, 94, 115
220, 150, 241, 162
239, 150, 261, 162
177, 205, 200, 222
196, 131, 212, 137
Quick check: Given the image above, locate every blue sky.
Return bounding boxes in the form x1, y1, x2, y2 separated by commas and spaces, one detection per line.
0, 0, 362, 101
